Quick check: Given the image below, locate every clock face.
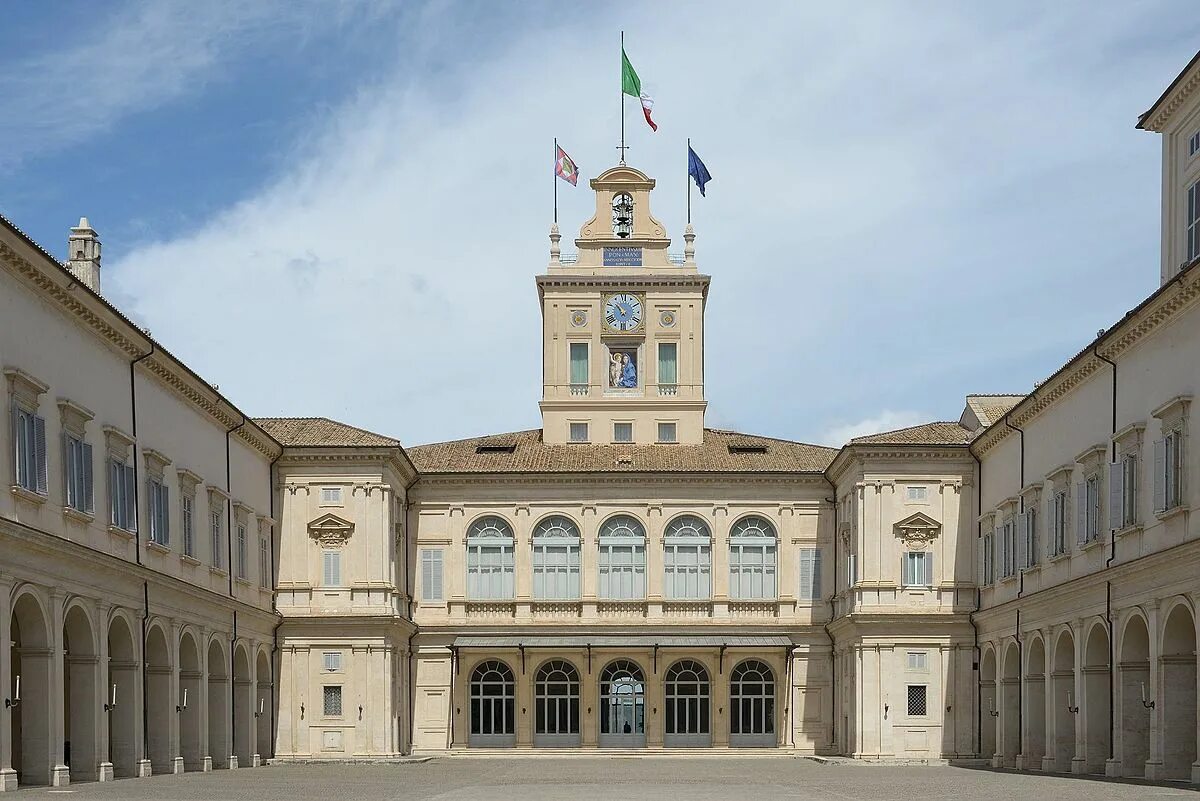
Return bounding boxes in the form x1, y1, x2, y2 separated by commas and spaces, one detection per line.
604, 293, 643, 332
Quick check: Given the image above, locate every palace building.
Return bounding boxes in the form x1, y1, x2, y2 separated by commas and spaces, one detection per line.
1, 49, 1199, 791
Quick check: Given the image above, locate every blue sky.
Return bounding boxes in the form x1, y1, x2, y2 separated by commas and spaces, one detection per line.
3, 1, 1199, 446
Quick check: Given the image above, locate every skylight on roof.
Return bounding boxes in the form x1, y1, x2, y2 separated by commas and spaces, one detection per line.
728, 444, 768, 454
475, 444, 516, 454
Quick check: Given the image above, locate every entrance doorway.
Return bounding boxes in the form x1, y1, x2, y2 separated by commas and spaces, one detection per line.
599, 660, 645, 748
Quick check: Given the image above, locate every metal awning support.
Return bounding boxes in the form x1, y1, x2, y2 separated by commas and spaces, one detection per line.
586, 643, 592, 674
450, 645, 459, 676
653, 644, 659, 674
518, 642, 525, 674
719, 644, 728, 674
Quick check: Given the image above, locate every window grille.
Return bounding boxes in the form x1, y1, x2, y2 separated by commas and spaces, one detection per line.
907, 685, 928, 717
322, 685, 342, 717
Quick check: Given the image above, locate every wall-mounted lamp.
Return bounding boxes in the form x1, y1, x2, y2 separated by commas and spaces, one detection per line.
4, 674, 18, 708
1140, 682, 1155, 710
987, 701, 998, 718
104, 682, 117, 712
256, 698, 265, 719
1065, 691, 1079, 715
300, 703, 305, 720
358, 705, 363, 721
177, 688, 188, 713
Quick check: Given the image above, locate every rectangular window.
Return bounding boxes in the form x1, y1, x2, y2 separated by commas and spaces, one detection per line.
657, 342, 677, 387
569, 342, 589, 387
569, 422, 589, 443
210, 510, 223, 569
323, 652, 342, 672
322, 550, 341, 586
532, 539, 581, 600
1121, 454, 1138, 527
981, 532, 994, 583
598, 542, 646, 599
420, 548, 444, 601
1078, 476, 1101, 544
320, 486, 342, 505
236, 524, 247, 579
466, 542, 514, 599
1188, 180, 1200, 262
1155, 430, 1185, 512
613, 422, 633, 443
663, 541, 710, 600
63, 433, 93, 513
149, 478, 170, 546
906, 685, 928, 717
798, 547, 822, 601
259, 536, 270, 588
846, 553, 857, 587
907, 652, 927, 671
657, 422, 677, 443
902, 551, 933, 587
322, 685, 342, 717
13, 406, 47, 495
729, 542, 777, 600
1000, 518, 1014, 577
181, 495, 195, 556
905, 486, 928, 503
1050, 491, 1067, 556
109, 458, 137, 532
1024, 506, 1038, 568
1191, 131, 1200, 157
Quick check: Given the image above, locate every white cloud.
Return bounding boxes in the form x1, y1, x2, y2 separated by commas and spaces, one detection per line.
97, 1, 1196, 446
819, 411, 932, 448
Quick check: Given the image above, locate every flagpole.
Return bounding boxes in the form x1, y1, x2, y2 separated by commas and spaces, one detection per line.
553, 137, 558, 224
620, 30, 625, 165
687, 137, 692, 224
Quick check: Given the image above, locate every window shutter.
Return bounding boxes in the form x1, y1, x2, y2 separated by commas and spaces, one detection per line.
977, 537, 986, 586
1108, 462, 1124, 530
32, 414, 47, 494
1153, 438, 1167, 512
1075, 483, 1087, 546
1015, 513, 1027, 569
160, 483, 170, 543
81, 442, 94, 513
924, 552, 933, 586
811, 548, 822, 599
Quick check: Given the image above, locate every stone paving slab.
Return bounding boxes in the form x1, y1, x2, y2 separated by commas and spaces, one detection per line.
8, 757, 1198, 800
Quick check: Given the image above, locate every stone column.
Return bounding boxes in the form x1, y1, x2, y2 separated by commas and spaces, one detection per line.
198, 628, 211, 772
249, 642, 261, 766
0, 574, 15, 792
95, 604, 113, 782
515, 652, 533, 749
49, 592, 68, 787
1040, 627, 1057, 772
580, 507, 598, 618
1192, 592, 1200, 785
711, 507, 729, 618
1070, 619, 1087, 774
712, 651, 730, 748
169, 621, 183, 774
645, 652, 664, 749
646, 506, 664, 618
514, 507, 532, 618
1144, 601, 1165, 780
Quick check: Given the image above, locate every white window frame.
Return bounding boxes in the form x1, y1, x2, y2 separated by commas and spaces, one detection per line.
1121, 453, 1138, 527
322, 549, 342, 587
322, 652, 342, 672
568, 421, 589, 443
982, 531, 994, 583
613, 421, 634, 443
466, 516, 515, 600
902, 550, 933, 588
12, 403, 47, 496
1187, 179, 1200, 262
420, 548, 444, 601
259, 533, 270, 588
1049, 490, 1068, 556
236, 523, 248, 579
109, 456, 137, 532
657, 341, 678, 389
657, 421, 677, 444
905, 485, 928, 503
598, 515, 646, 600
798, 547, 822, 601
210, 508, 224, 569
148, 476, 170, 546
569, 341, 589, 391
63, 432, 93, 514
663, 515, 711, 600
181, 493, 195, 556
907, 651, 927, 671
1156, 427, 1186, 512
532, 516, 581, 600
319, 486, 343, 506
728, 516, 777, 600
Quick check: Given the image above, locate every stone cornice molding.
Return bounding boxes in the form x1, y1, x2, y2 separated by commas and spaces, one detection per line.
973, 265, 1200, 456
536, 274, 710, 292
0, 236, 280, 460
308, 513, 354, 548
412, 472, 832, 490
1139, 57, 1200, 132
277, 449, 417, 483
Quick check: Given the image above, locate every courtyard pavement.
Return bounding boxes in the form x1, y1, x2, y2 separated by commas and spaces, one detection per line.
10, 757, 1198, 800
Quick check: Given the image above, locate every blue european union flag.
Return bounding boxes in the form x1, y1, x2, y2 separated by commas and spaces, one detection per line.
688, 145, 712, 196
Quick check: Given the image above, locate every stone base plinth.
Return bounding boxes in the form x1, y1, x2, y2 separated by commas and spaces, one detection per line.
202, 756, 213, 772
1105, 758, 1121, 777
1070, 757, 1088, 774
50, 765, 70, 786
136, 759, 152, 778
0, 768, 17, 791
98, 762, 114, 781
252, 754, 262, 767
1040, 755, 1057, 772
228, 755, 239, 769
173, 756, 185, 774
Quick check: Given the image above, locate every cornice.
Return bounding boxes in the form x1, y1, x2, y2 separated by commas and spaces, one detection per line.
537, 274, 710, 291
414, 471, 831, 489
973, 266, 1200, 456
1140, 58, 1200, 133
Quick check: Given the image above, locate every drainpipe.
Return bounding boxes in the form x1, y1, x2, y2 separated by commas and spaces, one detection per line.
141, 581, 150, 768
1015, 609, 1021, 760
1004, 415, 1026, 599
969, 448, 982, 756
231, 610, 237, 764
1095, 346, 1117, 761
129, 342, 155, 565
267, 448, 282, 762
225, 416, 246, 596
822, 493, 838, 753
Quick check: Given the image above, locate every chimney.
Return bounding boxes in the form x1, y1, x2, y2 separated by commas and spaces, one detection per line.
67, 217, 101, 293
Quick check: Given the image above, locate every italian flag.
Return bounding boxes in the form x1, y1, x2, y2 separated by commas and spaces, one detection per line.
621, 48, 657, 131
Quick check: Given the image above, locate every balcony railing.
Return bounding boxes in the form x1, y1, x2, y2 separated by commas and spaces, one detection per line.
658, 384, 678, 397
556, 252, 687, 266
569, 383, 589, 396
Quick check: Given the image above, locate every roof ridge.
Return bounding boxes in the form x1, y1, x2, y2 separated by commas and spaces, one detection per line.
706, 427, 837, 451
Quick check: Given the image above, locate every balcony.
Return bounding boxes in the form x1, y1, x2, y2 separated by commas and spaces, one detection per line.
597, 599, 647, 619
464, 601, 516, 619
531, 600, 582, 619
569, 383, 589, 397
663, 600, 712, 619
729, 600, 778, 619
658, 383, 678, 397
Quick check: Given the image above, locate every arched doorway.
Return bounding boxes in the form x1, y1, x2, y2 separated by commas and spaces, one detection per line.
63, 603, 99, 782
145, 625, 172, 774
1000, 643, 1020, 766
468, 660, 515, 747
1118, 614, 1150, 778
1161, 603, 1197, 780
534, 660, 579, 747
12, 592, 52, 786
207, 639, 229, 769
106, 615, 138, 779
979, 647, 996, 760
178, 632, 202, 771
1083, 623, 1110, 773
1024, 637, 1046, 769
664, 659, 710, 747
255, 651, 272, 762
599, 660, 645, 748
233, 644, 252, 767
730, 659, 775, 747
1051, 629, 1076, 772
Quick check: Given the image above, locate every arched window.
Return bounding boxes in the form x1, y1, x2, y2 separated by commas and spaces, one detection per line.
664, 515, 711, 600
664, 659, 711, 747
730, 660, 775, 746
611, 193, 634, 238
534, 660, 580, 746
466, 516, 514, 600
729, 516, 777, 599
598, 515, 646, 599
599, 660, 645, 747
469, 660, 515, 746
532, 516, 581, 600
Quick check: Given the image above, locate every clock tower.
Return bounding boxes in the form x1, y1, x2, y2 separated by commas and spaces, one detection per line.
538, 165, 708, 445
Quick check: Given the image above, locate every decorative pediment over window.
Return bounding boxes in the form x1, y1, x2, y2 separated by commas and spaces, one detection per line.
894, 512, 941, 550
308, 513, 354, 548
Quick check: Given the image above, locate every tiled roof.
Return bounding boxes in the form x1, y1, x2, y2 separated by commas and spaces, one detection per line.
848, 422, 971, 446
254, 417, 401, 448
407, 428, 837, 474
965, 394, 1025, 427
